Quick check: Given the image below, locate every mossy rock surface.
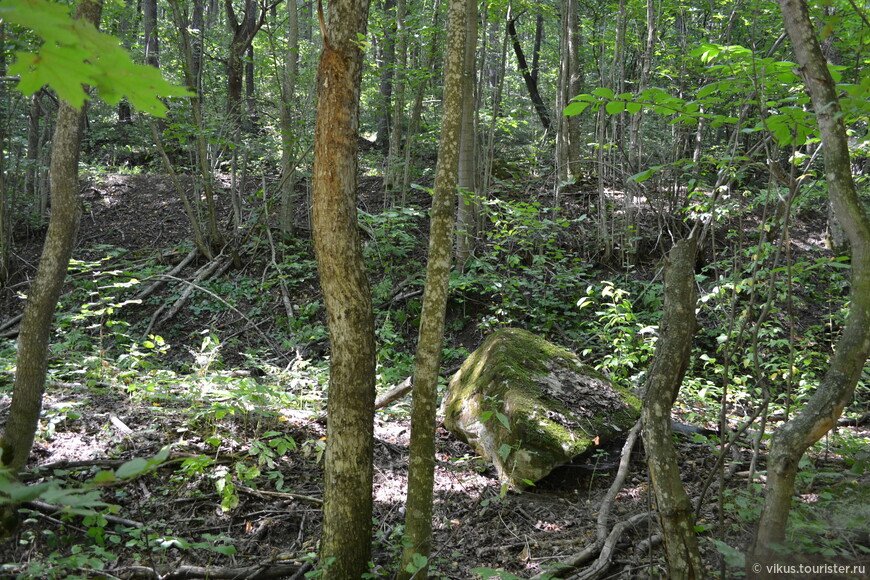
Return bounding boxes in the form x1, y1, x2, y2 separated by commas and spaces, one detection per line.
441, 328, 640, 488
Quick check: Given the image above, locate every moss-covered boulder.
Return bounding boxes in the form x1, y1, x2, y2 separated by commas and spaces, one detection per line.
441, 328, 640, 489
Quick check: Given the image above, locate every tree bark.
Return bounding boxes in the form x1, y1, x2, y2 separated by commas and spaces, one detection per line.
555, 0, 581, 182
641, 238, 704, 580
0, 25, 10, 286
455, 0, 477, 267
279, 0, 300, 235
0, 0, 102, 477
507, 15, 550, 131
167, 0, 222, 256
384, 0, 408, 196
143, 0, 159, 68
753, 0, 870, 566
311, 0, 375, 576
376, 0, 397, 151
396, 0, 465, 574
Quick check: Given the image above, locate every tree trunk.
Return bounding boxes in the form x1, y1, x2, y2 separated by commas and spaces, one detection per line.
311, 0, 375, 576
225, 0, 265, 125
753, 0, 870, 566
167, 0, 222, 256
143, 0, 159, 67
396, 0, 465, 575
0, 0, 102, 479
507, 15, 550, 131
376, 0, 397, 152
400, 0, 441, 200
0, 26, 10, 286
384, 0, 407, 197
455, 0, 477, 267
641, 238, 704, 580
279, 0, 300, 235
555, 0, 581, 183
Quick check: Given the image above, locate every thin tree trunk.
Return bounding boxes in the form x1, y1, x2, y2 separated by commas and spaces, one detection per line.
455, 0, 477, 267
24, 93, 42, 205
143, 0, 159, 67
376, 0, 397, 151
507, 15, 550, 131
480, 3, 509, 204
384, 0, 408, 197
753, 0, 870, 566
167, 0, 222, 256
0, 26, 10, 285
279, 0, 300, 235
396, 0, 465, 574
0, 0, 102, 479
311, 0, 375, 576
641, 238, 704, 580
400, 1, 441, 200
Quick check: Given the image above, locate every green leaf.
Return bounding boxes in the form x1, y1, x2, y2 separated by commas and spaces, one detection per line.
91, 470, 117, 484
115, 458, 150, 479
591, 87, 614, 99
697, 82, 718, 100
625, 101, 643, 114
605, 100, 626, 114
629, 165, 664, 183
3, 0, 190, 116
563, 101, 590, 116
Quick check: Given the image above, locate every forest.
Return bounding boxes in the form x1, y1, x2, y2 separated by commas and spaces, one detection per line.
0, 0, 868, 577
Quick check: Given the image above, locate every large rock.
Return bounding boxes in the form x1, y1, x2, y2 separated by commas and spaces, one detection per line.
441, 328, 640, 489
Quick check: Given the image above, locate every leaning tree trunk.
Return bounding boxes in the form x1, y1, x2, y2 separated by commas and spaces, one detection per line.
396, 0, 465, 574
641, 238, 704, 580
0, 0, 102, 477
507, 15, 550, 131
311, 0, 375, 576
753, 0, 870, 566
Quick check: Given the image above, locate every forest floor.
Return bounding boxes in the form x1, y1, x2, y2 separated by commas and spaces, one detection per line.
1, 171, 869, 579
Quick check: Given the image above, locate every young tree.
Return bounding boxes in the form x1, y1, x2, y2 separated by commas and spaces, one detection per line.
0, 0, 104, 481
753, 0, 870, 564
641, 238, 704, 580
310, 0, 376, 576
397, 0, 466, 574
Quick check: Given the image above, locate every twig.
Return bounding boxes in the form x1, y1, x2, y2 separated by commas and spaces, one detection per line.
236, 484, 322, 506
25, 500, 144, 529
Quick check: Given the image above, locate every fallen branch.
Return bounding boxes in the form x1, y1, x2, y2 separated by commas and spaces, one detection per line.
159, 561, 303, 580
134, 247, 200, 302
25, 500, 144, 529
237, 484, 323, 506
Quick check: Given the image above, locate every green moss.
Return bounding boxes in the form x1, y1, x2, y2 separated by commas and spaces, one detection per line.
442, 328, 640, 488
